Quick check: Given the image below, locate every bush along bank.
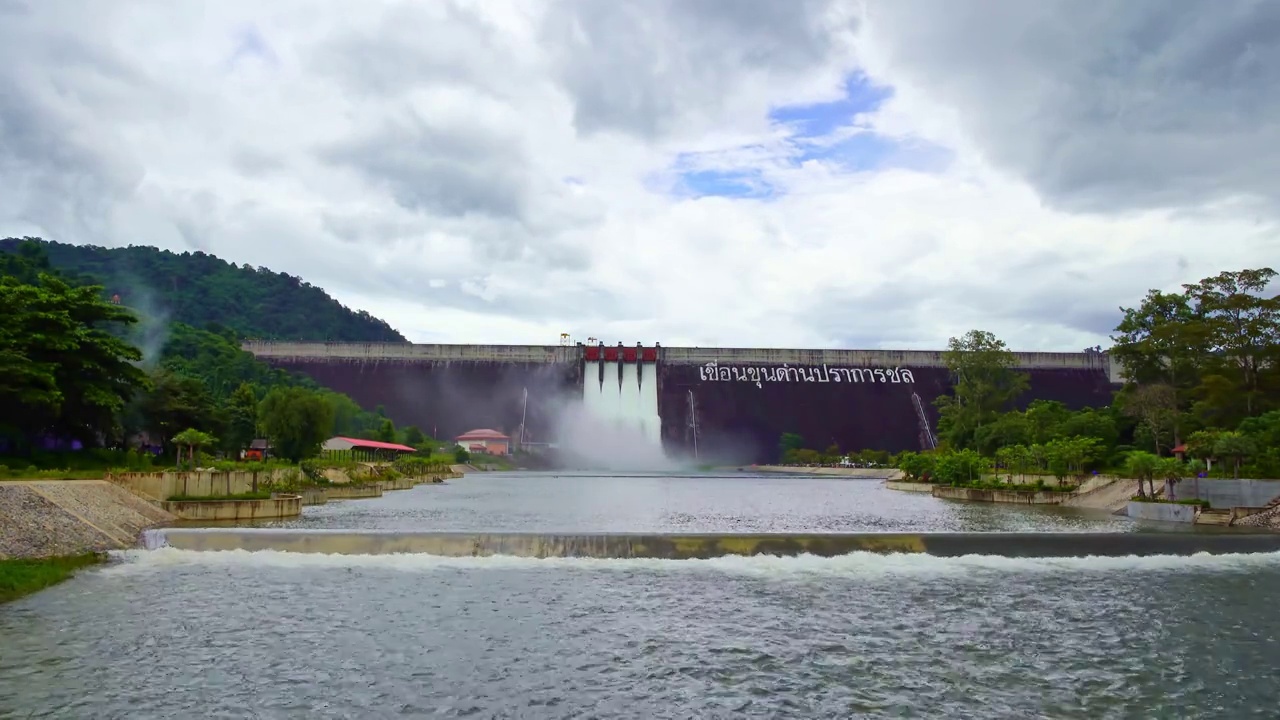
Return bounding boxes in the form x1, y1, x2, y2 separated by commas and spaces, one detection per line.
0, 553, 106, 604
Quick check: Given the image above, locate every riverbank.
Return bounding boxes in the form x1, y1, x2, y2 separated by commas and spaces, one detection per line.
0, 553, 106, 604
748, 465, 902, 479
0, 480, 174, 560
883, 476, 1140, 512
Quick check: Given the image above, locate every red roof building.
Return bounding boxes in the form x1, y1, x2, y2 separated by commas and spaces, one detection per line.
454, 429, 511, 456
322, 436, 417, 453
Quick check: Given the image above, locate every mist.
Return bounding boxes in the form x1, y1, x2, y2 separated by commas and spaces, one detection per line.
549, 396, 684, 472
120, 281, 170, 368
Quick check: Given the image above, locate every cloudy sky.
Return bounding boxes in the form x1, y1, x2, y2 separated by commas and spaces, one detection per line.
2, 1, 1275, 350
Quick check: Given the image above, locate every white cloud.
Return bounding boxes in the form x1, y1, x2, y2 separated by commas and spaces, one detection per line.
0, 0, 1275, 352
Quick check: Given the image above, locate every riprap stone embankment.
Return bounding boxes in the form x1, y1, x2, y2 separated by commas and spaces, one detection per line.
0, 480, 174, 559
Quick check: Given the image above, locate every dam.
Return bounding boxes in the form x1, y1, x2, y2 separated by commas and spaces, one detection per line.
244, 341, 1120, 461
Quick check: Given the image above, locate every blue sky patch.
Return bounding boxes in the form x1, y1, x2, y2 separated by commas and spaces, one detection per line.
769, 73, 892, 139
677, 168, 776, 199
226, 25, 279, 69
662, 72, 951, 200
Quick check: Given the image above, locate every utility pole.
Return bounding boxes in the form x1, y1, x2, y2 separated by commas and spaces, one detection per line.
687, 389, 699, 461
519, 387, 529, 450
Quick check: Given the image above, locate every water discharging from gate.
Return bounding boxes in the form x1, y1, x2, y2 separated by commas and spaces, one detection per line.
560, 360, 670, 470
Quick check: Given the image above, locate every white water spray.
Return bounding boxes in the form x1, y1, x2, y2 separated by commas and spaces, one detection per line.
556, 359, 672, 470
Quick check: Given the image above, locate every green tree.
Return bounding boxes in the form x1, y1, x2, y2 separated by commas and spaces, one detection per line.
0, 273, 148, 445
894, 451, 936, 482
1182, 269, 1280, 418
1058, 408, 1120, 449
1156, 456, 1188, 501
1124, 451, 1161, 498
1111, 289, 1205, 420
973, 412, 1031, 456
1, 237, 406, 343
172, 427, 217, 469
402, 425, 426, 447
1120, 383, 1178, 456
224, 383, 260, 454
1183, 429, 1221, 470
136, 370, 223, 453
995, 444, 1031, 483
1043, 437, 1103, 479
1023, 400, 1071, 444
1213, 431, 1256, 480
778, 432, 804, 461
932, 449, 989, 486
934, 330, 1029, 448
258, 387, 335, 462
374, 418, 397, 443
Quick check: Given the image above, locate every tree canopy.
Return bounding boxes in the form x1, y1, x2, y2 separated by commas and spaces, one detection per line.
0, 272, 148, 447
933, 329, 1030, 448
1111, 267, 1280, 462
0, 241, 420, 464
897, 266, 1280, 485
0, 237, 407, 343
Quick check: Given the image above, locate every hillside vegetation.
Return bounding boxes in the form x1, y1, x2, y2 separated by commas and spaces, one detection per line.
0, 237, 406, 343
1, 240, 435, 470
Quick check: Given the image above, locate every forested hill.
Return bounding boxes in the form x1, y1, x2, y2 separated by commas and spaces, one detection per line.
0, 237, 407, 343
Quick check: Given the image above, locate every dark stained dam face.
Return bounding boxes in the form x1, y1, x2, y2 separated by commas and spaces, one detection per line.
286, 357, 582, 446
4, 472, 1280, 718
248, 343, 1117, 463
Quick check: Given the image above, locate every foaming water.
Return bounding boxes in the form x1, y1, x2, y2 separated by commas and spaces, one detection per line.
9, 543, 1280, 717
107, 546, 1280, 578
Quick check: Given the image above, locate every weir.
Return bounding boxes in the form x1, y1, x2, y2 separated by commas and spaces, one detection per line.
145, 529, 1280, 559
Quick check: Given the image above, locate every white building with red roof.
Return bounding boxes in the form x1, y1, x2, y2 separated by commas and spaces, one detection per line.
454, 428, 511, 456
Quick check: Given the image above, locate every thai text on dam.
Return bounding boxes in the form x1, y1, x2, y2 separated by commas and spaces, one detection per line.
698, 362, 916, 387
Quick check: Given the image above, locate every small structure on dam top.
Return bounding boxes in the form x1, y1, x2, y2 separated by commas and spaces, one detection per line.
244, 341, 1121, 463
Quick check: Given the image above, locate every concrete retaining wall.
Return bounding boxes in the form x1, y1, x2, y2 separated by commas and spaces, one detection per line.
885, 481, 936, 493
299, 488, 328, 506
1126, 501, 1198, 524
149, 529, 1280, 559
323, 485, 382, 500
111, 469, 300, 501
161, 494, 302, 521
932, 486, 1070, 505
1180, 479, 1280, 509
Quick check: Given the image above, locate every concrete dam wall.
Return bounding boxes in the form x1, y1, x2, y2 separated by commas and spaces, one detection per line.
245, 342, 1118, 461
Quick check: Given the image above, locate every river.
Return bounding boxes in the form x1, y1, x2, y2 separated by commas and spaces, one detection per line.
2, 472, 1279, 718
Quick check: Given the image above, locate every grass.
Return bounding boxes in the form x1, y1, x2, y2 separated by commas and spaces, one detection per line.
0, 553, 106, 604
166, 491, 272, 502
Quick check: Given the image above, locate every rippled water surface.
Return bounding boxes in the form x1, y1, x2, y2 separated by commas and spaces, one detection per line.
3, 472, 1279, 719
265, 471, 1136, 533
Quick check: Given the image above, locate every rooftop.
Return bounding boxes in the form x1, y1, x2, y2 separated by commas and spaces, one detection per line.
331, 436, 417, 452
455, 428, 509, 441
